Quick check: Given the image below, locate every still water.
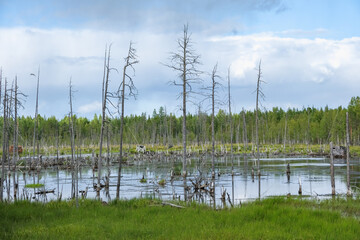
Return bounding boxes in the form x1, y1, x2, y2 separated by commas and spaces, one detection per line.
3, 155, 360, 206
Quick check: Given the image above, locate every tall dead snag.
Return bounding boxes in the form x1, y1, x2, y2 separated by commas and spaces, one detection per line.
284, 111, 287, 150
209, 64, 221, 179
306, 108, 311, 152
227, 66, 234, 176
98, 45, 112, 194
346, 112, 352, 196
12, 76, 26, 200
12, 77, 18, 169
116, 42, 138, 199
8, 82, 13, 171
330, 142, 335, 195
255, 60, 265, 177
0, 77, 6, 202
68, 79, 78, 207
31, 67, 40, 168
0, 71, 2, 201
164, 24, 201, 177
242, 108, 248, 151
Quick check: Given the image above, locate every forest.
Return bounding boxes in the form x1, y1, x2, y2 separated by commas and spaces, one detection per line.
1, 96, 359, 150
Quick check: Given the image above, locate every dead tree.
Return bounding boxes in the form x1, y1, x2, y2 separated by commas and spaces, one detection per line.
227, 66, 234, 176
116, 41, 138, 199
164, 24, 201, 177
12, 77, 18, 169
31, 67, 40, 168
346, 112, 351, 196
330, 142, 335, 195
284, 111, 287, 150
11, 77, 26, 200
209, 64, 221, 178
0, 77, 5, 201
106, 120, 110, 167
0, 71, 2, 199
68, 79, 78, 207
7, 82, 14, 171
255, 60, 265, 177
98, 45, 114, 194
55, 123, 60, 165
163, 107, 168, 146
242, 108, 248, 151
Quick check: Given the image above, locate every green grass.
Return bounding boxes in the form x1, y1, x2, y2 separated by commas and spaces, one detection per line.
1, 197, 359, 239
24, 183, 44, 188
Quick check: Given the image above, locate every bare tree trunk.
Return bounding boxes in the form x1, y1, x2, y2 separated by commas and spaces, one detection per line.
163, 107, 168, 146
12, 77, 18, 168
197, 106, 201, 147
7, 82, 13, 171
242, 108, 247, 151
307, 109, 310, 152
346, 112, 351, 196
32, 67, 40, 169
255, 61, 262, 176
168, 114, 172, 145
284, 112, 287, 150
164, 24, 201, 178
211, 73, 215, 178
106, 121, 110, 167
116, 63, 126, 199
330, 142, 335, 195
98, 46, 111, 195
182, 54, 187, 178
12, 78, 18, 200
56, 127, 59, 165
0, 79, 7, 201
210, 64, 219, 179
69, 80, 78, 207
227, 66, 234, 176
116, 42, 138, 199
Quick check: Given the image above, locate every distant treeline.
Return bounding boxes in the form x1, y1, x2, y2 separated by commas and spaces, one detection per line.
1, 97, 360, 148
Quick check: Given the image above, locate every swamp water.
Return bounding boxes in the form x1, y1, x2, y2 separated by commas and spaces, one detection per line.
2, 155, 360, 206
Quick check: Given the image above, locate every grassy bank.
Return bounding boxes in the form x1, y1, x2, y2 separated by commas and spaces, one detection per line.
1, 197, 360, 239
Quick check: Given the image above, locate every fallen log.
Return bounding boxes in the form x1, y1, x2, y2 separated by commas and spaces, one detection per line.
162, 202, 185, 209
35, 189, 55, 195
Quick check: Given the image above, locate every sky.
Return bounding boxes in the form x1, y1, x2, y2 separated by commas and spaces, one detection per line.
0, 0, 359, 119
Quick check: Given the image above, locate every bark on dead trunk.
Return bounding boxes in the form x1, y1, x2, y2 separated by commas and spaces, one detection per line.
330, 142, 335, 195
346, 112, 351, 196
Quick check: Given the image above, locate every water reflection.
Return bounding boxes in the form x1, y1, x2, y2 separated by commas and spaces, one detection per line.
2, 155, 360, 206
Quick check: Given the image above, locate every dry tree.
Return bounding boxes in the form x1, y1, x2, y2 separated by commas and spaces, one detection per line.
227, 66, 234, 176
254, 60, 265, 177
97, 44, 116, 195
30, 67, 40, 169
163, 24, 201, 177
0, 75, 5, 202
116, 41, 139, 199
68, 79, 78, 207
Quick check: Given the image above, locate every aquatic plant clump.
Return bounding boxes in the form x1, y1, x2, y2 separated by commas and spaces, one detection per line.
24, 184, 44, 188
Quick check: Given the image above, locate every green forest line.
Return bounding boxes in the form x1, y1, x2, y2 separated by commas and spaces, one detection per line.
1, 96, 360, 150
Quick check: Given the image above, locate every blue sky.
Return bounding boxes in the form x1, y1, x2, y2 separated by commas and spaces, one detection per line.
0, 0, 359, 118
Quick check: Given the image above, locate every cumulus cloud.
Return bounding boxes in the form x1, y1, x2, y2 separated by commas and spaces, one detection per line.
78, 101, 102, 114
207, 34, 360, 85
0, 27, 359, 118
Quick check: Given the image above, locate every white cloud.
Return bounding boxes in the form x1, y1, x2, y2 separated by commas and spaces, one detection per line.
206, 34, 360, 86
78, 101, 102, 114
0, 27, 359, 118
